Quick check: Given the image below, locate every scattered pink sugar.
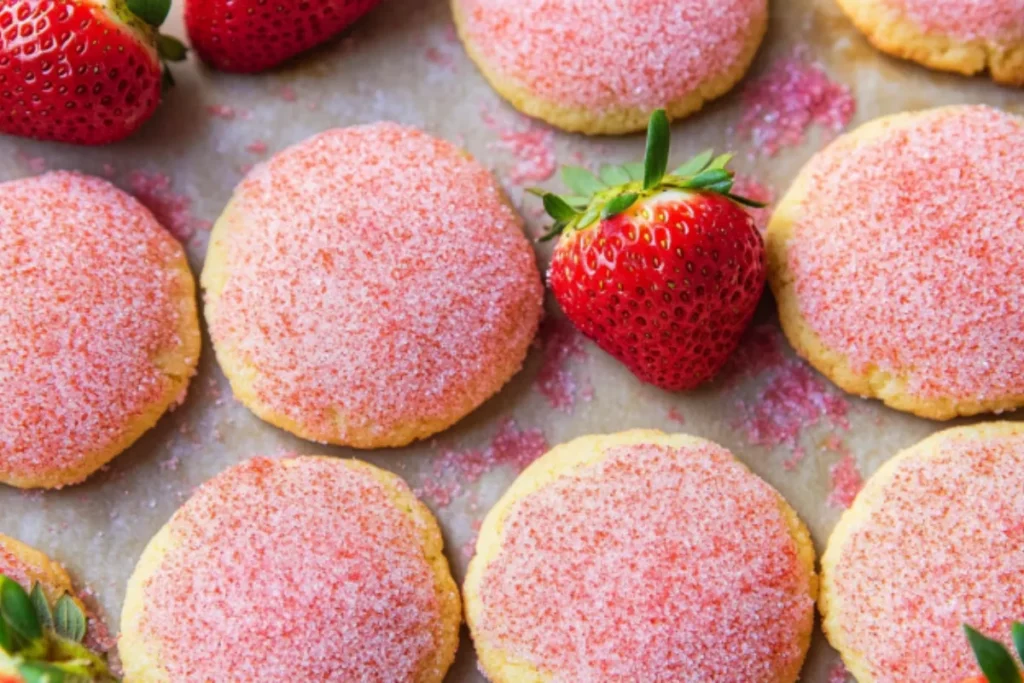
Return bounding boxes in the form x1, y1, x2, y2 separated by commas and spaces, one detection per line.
277, 85, 298, 102
732, 173, 776, 231
734, 357, 850, 463
246, 140, 269, 155
460, 0, 767, 112
789, 106, 1024, 405
140, 458, 446, 681
416, 418, 549, 509
737, 49, 855, 156
828, 454, 864, 508
126, 170, 204, 242
159, 455, 181, 472
667, 407, 686, 425
425, 46, 455, 70
828, 660, 851, 683
78, 588, 117, 654
474, 441, 815, 680
481, 106, 556, 185
534, 317, 589, 412
831, 429, 1024, 680
0, 172, 193, 485
208, 124, 543, 443
205, 104, 236, 120
462, 520, 483, 559
15, 149, 47, 173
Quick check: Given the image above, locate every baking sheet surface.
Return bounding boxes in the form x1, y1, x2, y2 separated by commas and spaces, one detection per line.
0, 0, 1021, 679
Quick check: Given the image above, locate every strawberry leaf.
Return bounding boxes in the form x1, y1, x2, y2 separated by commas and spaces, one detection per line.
126, 0, 171, 27
623, 162, 645, 181
601, 193, 639, 219
577, 205, 602, 230
538, 220, 567, 243
599, 165, 631, 186
17, 661, 73, 683
686, 168, 732, 189
1, 577, 42, 644
965, 625, 1022, 683
562, 196, 591, 209
157, 35, 189, 62
671, 149, 713, 178
726, 193, 768, 209
1014, 622, 1024, 664
708, 153, 735, 171
0, 616, 13, 653
643, 109, 670, 190
542, 194, 579, 222
29, 584, 51, 633
53, 596, 86, 644
561, 167, 605, 196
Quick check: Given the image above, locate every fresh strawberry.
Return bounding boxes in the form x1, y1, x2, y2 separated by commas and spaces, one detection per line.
534, 109, 767, 391
185, 0, 380, 73
963, 623, 1024, 683
0, 0, 186, 145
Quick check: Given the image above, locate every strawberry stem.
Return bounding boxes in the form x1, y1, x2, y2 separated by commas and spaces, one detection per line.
965, 624, 1023, 683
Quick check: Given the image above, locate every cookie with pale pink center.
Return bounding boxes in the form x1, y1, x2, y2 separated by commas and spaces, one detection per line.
820, 422, 1024, 682
835, 0, 1023, 84
201, 123, 543, 449
767, 105, 1024, 420
451, 0, 768, 134
0, 172, 200, 489
464, 430, 818, 682
119, 456, 461, 682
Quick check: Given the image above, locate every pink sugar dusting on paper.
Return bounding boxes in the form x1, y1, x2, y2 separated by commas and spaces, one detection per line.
126, 171, 206, 242
15, 149, 48, 174
534, 317, 590, 412
246, 140, 269, 155
732, 174, 776, 231
828, 660, 851, 683
667, 407, 686, 425
737, 50, 855, 157
205, 104, 237, 120
481, 106, 556, 185
828, 454, 864, 508
732, 328, 850, 465
416, 419, 549, 509
721, 323, 788, 383
277, 85, 298, 102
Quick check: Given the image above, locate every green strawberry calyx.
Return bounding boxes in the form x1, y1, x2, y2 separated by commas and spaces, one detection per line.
118, 0, 188, 88
0, 575, 117, 682
964, 622, 1024, 683
529, 109, 766, 243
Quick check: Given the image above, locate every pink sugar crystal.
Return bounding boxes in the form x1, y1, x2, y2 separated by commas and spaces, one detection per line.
828, 660, 851, 683
416, 419, 549, 509
667, 407, 686, 425
481, 106, 556, 185
205, 104, 236, 120
246, 140, 269, 155
15, 149, 48, 173
828, 454, 864, 508
126, 171, 203, 242
737, 50, 855, 156
534, 317, 589, 412
721, 323, 788, 382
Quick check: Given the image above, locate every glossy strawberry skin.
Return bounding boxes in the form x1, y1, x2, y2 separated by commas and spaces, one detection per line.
0, 0, 161, 145
185, 0, 380, 73
549, 191, 766, 391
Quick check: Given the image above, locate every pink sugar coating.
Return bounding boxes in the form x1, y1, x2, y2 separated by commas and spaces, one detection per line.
126, 170, 203, 242
0, 172, 189, 482
788, 106, 1024, 403
534, 317, 589, 412
211, 123, 543, 442
827, 454, 863, 508
737, 51, 855, 157
140, 458, 445, 681
889, 0, 1024, 42
831, 431, 1024, 681
460, 0, 765, 111
477, 442, 814, 681
416, 418, 549, 509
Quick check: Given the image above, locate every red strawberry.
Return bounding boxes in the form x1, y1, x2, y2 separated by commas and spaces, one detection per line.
535, 110, 767, 391
185, 0, 380, 73
0, 0, 187, 145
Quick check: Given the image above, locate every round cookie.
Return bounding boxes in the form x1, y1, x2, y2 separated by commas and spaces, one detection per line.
120, 456, 461, 682
464, 430, 818, 682
766, 105, 1024, 420
0, 534, 75, 604
451, 0, 768, 135
202, 123, 543, 449
820, 422, 1024, 682
836, 0, 1024, 85
0, 172, 201, 489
